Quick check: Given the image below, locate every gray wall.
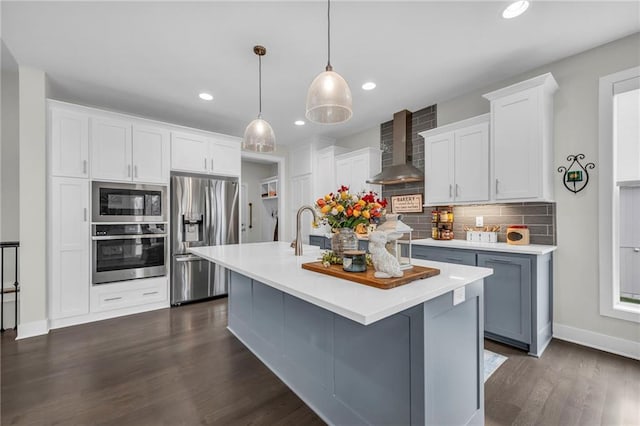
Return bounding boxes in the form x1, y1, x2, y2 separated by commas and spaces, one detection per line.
1, 40, 20, 291
335, 126, 380, 151
438, 33, 640, 344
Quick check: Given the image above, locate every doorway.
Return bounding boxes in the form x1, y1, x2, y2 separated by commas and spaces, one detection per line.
240, 153, 285, 244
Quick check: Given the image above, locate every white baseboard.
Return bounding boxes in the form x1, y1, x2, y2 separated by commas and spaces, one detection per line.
17, 319, 49, 340
49, 301, 169, 330
554, 323, 640, 360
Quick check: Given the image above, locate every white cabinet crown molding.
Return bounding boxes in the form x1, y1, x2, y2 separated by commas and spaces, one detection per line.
482, 72, 558, 101
419, 113, 489, 139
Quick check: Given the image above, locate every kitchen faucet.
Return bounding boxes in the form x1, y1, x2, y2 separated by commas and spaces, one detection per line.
291, 205, 318, 256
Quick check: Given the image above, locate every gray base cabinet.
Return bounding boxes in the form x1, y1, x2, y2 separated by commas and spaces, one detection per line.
411, 245, 553, 357
478, 254, 531, 347
228, 271, 485, 425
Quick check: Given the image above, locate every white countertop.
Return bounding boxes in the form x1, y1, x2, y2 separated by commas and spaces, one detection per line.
402, 238, 557, 255
189, 242, 492, 326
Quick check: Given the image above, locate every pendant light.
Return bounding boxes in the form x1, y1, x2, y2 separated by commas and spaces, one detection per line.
243, 45, 276, 153
305, 0, 352, 124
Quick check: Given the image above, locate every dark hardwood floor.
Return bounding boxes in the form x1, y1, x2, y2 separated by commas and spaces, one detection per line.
2, 299, 638, 425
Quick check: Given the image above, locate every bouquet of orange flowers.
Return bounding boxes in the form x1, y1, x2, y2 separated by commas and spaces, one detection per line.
315, 185, 387, 230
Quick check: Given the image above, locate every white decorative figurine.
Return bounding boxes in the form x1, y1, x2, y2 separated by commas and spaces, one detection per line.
368, 231, 404, 278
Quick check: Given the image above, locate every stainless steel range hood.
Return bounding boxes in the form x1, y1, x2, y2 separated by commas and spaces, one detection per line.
367, 110, 424, 185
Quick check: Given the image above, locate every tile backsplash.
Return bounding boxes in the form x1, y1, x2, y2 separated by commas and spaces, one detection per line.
447, 202, 556, 245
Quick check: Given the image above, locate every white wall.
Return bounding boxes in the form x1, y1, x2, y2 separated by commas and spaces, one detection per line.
336, 126, 380, 151
18, 66, 47, 337
241, 161, 278, 243
438, 33, 640, 346
1, 40, 20, 328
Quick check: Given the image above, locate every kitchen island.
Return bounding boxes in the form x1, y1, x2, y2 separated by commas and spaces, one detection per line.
190, 242, 493, 426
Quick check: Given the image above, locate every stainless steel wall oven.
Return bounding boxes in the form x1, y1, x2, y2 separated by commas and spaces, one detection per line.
92, 223, 167, 284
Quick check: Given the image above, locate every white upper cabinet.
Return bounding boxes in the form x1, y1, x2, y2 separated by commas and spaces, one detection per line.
91, 117, 133, 181
171, 131, 241, 176
50, 107, 90, 178
315, 145, 348, 197
335, 147, 382, 194
171, 131, 210, 173
210, 136, 241, 176
484, 73, 558, 202
424, 131, 455, 204
132, 124, 170, 183
92, 117, 169, 183
421, 115, 489, 205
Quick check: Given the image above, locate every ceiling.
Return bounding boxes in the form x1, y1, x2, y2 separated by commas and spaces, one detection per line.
2, 1, 639, 146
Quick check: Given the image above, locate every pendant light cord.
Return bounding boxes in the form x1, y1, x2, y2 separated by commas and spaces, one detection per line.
327, 0, 331, 70
258, 54, 262, 117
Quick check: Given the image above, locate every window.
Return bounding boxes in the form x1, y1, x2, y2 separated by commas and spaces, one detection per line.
599, 66, 640, 322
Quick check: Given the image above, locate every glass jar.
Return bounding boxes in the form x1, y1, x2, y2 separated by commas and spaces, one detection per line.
343, 250, 367, 272
331, 228, 358, 258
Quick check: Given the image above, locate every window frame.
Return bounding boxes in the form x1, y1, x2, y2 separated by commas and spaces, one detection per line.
598, 66, 640, 323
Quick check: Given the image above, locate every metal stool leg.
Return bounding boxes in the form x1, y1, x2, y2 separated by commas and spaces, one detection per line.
14, 246, 19, 331
1, 246, 5, 332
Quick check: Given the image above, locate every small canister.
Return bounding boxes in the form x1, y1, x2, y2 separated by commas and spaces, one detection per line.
343, 250, 367, 272
507, 225, 530, 245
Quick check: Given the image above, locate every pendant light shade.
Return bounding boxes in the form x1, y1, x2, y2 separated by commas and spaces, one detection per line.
243, 45, 275, 152
305, 0, 352, 124
243, 117, 275, 153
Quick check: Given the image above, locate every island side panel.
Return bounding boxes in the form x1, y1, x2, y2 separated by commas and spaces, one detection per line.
424, 280, 484, 426
227, 271, 484, 426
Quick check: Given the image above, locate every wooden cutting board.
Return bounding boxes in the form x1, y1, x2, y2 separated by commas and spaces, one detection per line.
301, 262, 440, 290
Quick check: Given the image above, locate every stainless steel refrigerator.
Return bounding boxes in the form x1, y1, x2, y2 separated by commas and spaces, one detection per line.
170, 172, 239, 305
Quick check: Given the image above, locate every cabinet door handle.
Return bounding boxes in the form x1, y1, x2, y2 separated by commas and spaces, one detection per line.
83, 208, 87, 222
455, 184, 460, 197
127, 165, 131, 177
204, 158, 208, 170
488, 258, 513, 264
82, 160, 87, 174
143, 291, 159, 296
449, 184, 453, 198
134, 165, 138, 178
634, 248, 640, 253
105, 297, 122, 302
446, 257, 463, 262
211, 158, 214, 171
495, 179, 499, 194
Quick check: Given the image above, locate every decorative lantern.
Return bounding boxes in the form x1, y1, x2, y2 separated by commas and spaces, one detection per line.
376, 214, 413, 270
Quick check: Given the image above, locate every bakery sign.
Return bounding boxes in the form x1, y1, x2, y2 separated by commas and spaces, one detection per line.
390, 194, 423, 213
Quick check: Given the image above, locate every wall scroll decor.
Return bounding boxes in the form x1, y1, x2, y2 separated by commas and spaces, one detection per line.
557, 154, 595, 194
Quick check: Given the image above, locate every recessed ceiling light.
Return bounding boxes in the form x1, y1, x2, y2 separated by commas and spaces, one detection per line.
199, 92, 213, 101
362, 82, 377, 91
502, 1, 529, 19
294, 120, 305, 126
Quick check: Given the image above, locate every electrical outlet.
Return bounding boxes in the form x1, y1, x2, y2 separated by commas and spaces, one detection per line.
475, 216, 484, 227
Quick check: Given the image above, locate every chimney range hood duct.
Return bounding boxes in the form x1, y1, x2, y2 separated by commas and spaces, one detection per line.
367, 109, 424, 185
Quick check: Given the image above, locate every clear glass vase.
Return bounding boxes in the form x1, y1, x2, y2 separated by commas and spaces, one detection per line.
331, 228, 358, 258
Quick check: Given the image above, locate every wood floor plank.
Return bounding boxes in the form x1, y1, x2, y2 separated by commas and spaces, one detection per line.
2, 299, 639, 425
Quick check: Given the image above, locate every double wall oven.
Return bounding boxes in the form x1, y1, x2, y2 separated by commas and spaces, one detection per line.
92, 182, 168, 284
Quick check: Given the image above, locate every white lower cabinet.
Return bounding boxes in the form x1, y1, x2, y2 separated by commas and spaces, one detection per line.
50, 177, 90, 320
91, 276, 168, 313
